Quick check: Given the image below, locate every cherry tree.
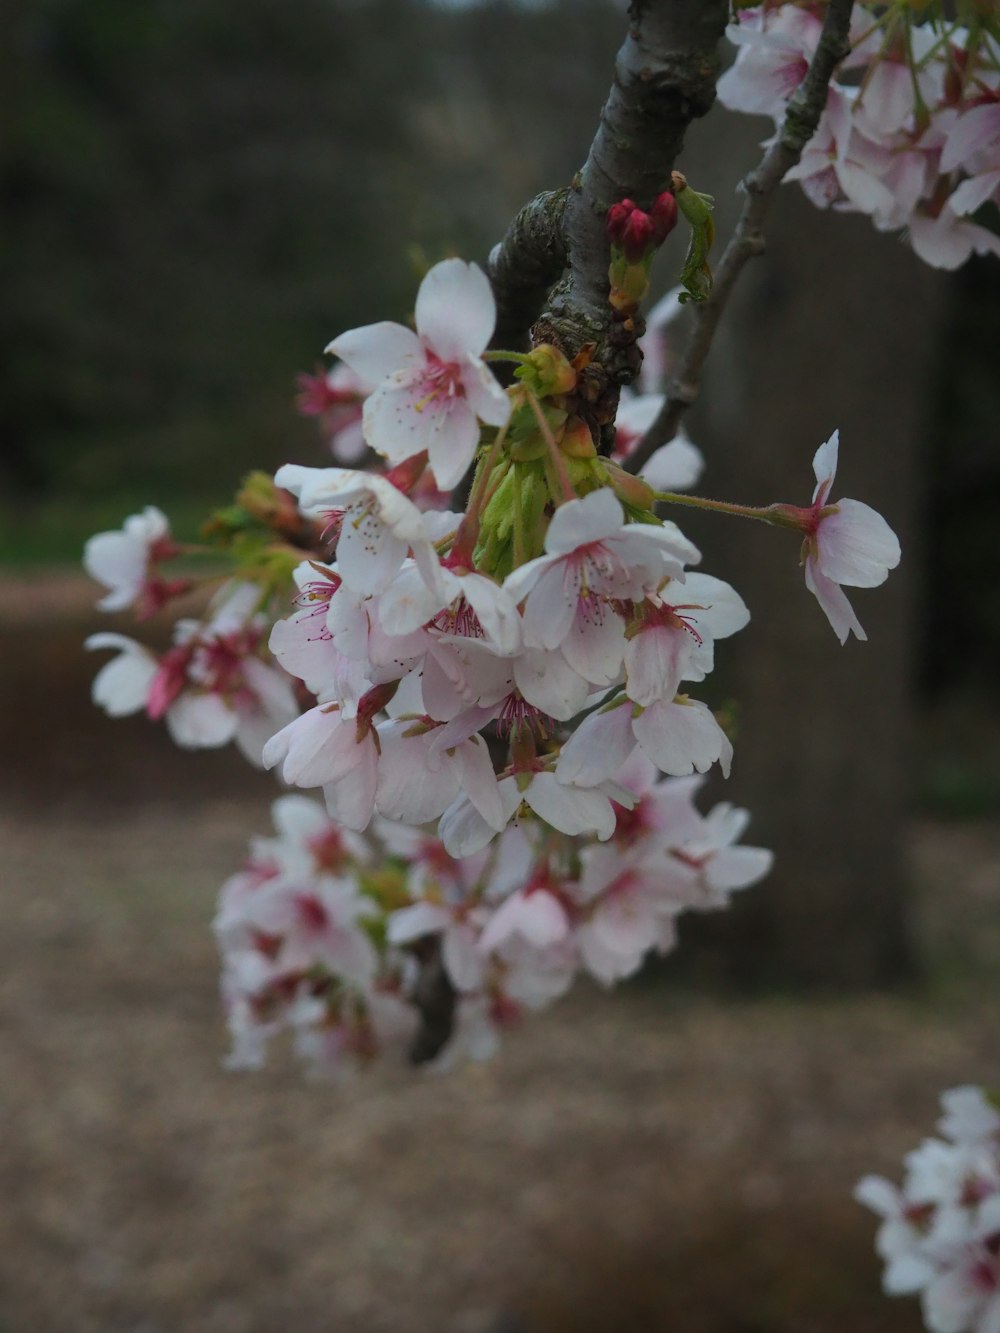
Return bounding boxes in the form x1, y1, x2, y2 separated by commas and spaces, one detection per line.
83, 2, 999, 1325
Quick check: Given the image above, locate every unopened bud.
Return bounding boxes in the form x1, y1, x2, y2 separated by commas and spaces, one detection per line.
607, 199, 637, 246
649, 191, 678, 244
521, 344, 577, 396
383, 451, 428, 494
602, 462, 656, 515
619, 210, 655, 263
560, 417, 597, 459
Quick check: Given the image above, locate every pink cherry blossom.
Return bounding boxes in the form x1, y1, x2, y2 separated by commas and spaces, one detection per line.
87, 581, 297, 763
800, 430, 901, 644
262, 704, 379, 830
717, 4, 821, 119
84, 506, 189, 617
295, 362, 368, 462
275, 463, 443, 598
503, 487, 699, 654
623, 572, 749, 707
558, 693, 733, 786
908, 201, 1000, 271
327, 258, 511, 491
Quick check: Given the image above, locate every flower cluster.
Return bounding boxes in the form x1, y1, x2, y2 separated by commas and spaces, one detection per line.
720, 4, 1000, 269
857, 1086, 1000, 1333
85, 255, 902, 1071
216, 775, 772, 1075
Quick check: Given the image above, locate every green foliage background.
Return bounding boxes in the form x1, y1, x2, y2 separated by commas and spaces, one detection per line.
2, 0, 619, 518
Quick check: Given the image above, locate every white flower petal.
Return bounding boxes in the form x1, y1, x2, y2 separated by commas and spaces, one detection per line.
811, 429, 840, 502
414, 259, 497, 361
817, 499, 900, 588
804, 558, 867, 644
326, 321, 422, 388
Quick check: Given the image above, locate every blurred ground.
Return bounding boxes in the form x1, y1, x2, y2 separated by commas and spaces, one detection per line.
2, 573, 999, 1333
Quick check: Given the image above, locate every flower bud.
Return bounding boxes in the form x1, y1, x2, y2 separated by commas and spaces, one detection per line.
560, 417, 597, 459
620, 210, 656, 263
606, 199, 637, 246
521, 344, 577, 397
649, 191, 678, 244
602, 461, 656, 515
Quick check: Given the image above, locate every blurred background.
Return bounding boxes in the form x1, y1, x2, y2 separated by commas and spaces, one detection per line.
2, 0, 998, 1330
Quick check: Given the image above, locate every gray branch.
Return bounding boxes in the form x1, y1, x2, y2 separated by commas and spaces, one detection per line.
484, 0, 729, 449
533, 0, 729, 451
488, 188, 569, 351
625, 0, 857, 475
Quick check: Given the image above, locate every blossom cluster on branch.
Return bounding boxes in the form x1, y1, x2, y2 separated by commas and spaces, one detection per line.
84, 254, 901, 1068
858, 1086, 1000, 1333
721, 2, 1000, 269
215, 777, 771, 1076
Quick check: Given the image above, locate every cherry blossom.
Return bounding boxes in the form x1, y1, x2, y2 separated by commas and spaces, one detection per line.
83, 506, 189, 617
798, 430, 901, 644
295, 362, 368, 462
504, 487, 699, 653
720, 6, 1000, 270
614, 388, 705, 492
274, 463, 446, 598
859, 1087, 1000, 1333
717, 4, 823, 120
263, 703, 380, 829
87, 581, 297, 763
327, 258, 511, 490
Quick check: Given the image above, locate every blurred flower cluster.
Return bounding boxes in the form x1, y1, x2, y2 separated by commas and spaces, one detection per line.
721, 2, 1000, 269
857, 1086, 1000, 1333
216, 777, 771, 1076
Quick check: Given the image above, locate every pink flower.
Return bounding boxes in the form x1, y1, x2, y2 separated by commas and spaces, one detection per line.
262, 704, 379, 830
327, 259, 511, 491
613, 389, 705, 492
717, 4, 822, 119
295, 363, 368, 462
798, 431, 901, 644
275, 463, 443, 598
86, 582, 298, 764
908, 201, 1000, 271
504, 487, 699, 654
83, 506, 189, 617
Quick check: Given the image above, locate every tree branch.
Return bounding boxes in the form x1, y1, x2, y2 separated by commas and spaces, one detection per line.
488, 188, 569, 351
624, 0, 857, 475
408, 935, 457, 1066
536, 0, 729, 450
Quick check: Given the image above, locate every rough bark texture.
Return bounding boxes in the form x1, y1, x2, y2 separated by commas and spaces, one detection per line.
485, 0, 729, 449
488, 189, 569, 352
535, 0, 729, 449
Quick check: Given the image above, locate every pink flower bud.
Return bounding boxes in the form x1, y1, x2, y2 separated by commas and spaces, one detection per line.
620, 210, 656, 262
649, 191, 678, 244
607, 199, 637, 246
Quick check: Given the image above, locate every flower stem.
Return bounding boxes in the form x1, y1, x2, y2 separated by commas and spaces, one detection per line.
527, 390, 575, 504
450, 423, 510, 566
483, 349, 530, 365
654, 491, 807, 531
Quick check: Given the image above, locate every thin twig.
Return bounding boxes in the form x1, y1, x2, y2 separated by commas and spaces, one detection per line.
625, 0, 857, 476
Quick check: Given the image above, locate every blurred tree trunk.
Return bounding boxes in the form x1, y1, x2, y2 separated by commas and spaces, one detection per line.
673, 116, 947, 986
